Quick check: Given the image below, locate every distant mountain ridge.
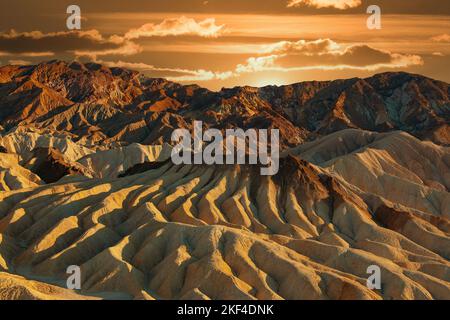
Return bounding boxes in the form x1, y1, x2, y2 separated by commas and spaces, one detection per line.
0, 60, 448, 147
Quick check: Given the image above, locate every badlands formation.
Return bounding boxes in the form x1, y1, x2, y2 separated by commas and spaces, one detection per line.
0, 61, 448, 300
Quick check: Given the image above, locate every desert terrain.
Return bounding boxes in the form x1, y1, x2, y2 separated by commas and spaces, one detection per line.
0, 61, 448, 300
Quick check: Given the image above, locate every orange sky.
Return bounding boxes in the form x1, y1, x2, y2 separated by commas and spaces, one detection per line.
1, 0, 449, 89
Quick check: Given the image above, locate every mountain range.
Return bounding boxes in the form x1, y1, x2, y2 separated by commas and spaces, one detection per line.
0, 61, 448, 300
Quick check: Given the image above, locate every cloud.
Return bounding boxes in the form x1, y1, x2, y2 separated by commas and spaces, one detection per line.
167, 70, 234, 82
73, 42, 142, 59
123, 16, 225, 40
0, 51, 54, 57
234, 39, 423, 75
431, 34, 450, 42
101, 38, 423, 84
0, 29, 103, 41
260, 39, 341, 55
99, 60, 234, 82
235, 55, 279, 73
287, 0, 362, 9
8, 59, 32, 66
0, 29, 138, 58
234, 56, 422, 74
0, 16, 224, 60
3, 28, 422, 85
258, 39, 423, 67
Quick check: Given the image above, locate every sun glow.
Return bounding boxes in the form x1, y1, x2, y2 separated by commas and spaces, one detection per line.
253, 76, 289, 87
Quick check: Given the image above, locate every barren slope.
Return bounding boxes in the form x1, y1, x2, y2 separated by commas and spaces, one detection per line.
0, 141, 448, 299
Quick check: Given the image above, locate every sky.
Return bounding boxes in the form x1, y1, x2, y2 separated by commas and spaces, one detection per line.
0, 0, 449, 90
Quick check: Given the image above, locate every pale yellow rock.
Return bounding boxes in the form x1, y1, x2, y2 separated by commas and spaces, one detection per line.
0, 130, 448, 300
